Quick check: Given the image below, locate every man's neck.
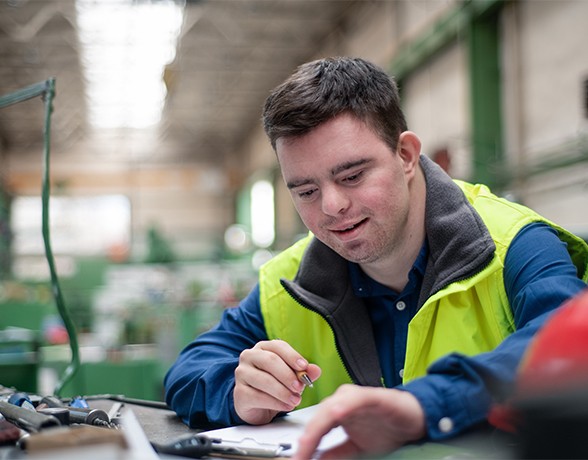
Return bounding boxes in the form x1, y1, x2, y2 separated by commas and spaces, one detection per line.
360, 167, 426, 292
360, 235, 424, 292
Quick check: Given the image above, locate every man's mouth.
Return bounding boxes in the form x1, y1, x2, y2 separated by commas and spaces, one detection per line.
332, 218, 367, 233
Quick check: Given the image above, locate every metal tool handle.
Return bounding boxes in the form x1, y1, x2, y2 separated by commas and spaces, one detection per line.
0, 401, 61, 433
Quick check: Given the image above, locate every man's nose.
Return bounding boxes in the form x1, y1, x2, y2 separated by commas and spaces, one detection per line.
321, 185, 350, 216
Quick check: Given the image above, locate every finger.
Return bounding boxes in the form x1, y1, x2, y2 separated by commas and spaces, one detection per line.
306, 363, 322, 384
294, 431, 327, 460
317, 440, 362, 460
236, 350, 303, 403
234, 382, 299, 425
261, 342, 323, 393
246, 344, 308, 393
293, 405, 344, 460
258, 339, 311, 372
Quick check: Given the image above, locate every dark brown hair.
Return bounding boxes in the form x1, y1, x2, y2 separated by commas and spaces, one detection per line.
262, 57, 407, 151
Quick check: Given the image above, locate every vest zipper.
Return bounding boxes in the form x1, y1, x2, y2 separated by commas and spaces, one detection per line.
281, 282, 356, 384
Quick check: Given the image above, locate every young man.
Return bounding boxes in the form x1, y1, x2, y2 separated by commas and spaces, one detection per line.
164, 57, 588, 457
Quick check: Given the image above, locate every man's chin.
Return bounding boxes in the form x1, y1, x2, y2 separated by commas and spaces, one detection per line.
333, 242, 374, 264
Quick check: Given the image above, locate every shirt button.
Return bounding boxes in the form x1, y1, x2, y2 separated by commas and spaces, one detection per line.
438, 417, 454, 433
398, 368, 404, 379
396, 301, 406, 311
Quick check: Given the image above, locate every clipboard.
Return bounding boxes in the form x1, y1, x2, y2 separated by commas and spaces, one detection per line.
152, 433, 290, 459
199, 405, 347, 458
207, 437, 292, 458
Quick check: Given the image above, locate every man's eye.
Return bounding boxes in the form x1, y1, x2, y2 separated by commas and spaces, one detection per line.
344, 171, 363, 183
297, 189, 316, 199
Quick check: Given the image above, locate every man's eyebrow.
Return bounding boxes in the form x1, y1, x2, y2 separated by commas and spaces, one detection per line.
286, 159, 372, 190
286, 178, 313, 190
331, 158, 371, 176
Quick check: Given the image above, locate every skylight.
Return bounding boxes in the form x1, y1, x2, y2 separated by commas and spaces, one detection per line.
76, 0, 184, 129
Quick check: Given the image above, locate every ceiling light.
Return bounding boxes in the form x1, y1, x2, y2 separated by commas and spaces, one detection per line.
76, 0, 184, 129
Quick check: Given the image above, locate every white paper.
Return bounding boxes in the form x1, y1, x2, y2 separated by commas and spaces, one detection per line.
201, 405, 347, 457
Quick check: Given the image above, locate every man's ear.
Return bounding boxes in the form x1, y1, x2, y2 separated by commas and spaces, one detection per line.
397, 131, 421, 175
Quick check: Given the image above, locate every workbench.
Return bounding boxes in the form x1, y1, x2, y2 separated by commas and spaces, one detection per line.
1, 394, 518, 460
0, 395, 193, 459
5, 391, 583, 460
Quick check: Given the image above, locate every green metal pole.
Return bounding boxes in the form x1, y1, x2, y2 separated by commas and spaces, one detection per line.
0, 81, 52, 109
467, 10, 504, 188
389, 0, 503, 81
40, 79, 81, 396
389, 0, 505, 188
0, 79, 80, 396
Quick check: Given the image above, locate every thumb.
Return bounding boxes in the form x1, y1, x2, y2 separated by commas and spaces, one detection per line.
307, 364, 322, 383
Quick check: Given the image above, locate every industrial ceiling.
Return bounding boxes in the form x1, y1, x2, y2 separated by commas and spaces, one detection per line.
0, 0, 358, 171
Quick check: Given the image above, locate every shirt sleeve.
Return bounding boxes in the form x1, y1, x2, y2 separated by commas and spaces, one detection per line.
163, 283, 268, 428
399, 222, 587, 440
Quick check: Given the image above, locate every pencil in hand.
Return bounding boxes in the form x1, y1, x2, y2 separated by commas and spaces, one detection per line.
296, 370, 313, 388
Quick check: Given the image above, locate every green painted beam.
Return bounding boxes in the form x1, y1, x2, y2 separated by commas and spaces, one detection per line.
498, 136, 588, 182
389, 0, 505, 188
390, 0, 503, 80
468, 10, 503, 188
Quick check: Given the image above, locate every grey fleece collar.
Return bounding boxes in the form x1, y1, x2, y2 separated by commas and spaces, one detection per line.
419, 155, 495, 305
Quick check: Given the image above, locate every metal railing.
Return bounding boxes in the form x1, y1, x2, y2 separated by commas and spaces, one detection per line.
0, 79, 80, 396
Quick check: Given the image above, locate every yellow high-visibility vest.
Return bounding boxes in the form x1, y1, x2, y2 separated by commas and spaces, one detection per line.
259, 180, 588, 409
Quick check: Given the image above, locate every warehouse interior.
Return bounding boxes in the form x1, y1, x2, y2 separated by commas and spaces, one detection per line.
1, 0, 588, 401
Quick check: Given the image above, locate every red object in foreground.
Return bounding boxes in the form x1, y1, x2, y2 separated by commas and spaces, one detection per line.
489, 288, 588, 432
516, 287, 588, 395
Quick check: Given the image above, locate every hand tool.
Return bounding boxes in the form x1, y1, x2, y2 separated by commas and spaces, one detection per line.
39, 395, 113, 428
0, 401, 61, 433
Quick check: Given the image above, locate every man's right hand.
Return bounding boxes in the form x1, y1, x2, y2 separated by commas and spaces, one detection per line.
233, 339, 321, 425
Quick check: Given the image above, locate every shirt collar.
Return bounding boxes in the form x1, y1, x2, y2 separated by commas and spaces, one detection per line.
349, 239, 429, 298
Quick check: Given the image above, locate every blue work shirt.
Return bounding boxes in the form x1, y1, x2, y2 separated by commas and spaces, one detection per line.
164, 222, 588, 437
348, 240, 428, 389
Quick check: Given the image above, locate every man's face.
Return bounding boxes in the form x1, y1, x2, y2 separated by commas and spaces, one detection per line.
276, 113, 417, 267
